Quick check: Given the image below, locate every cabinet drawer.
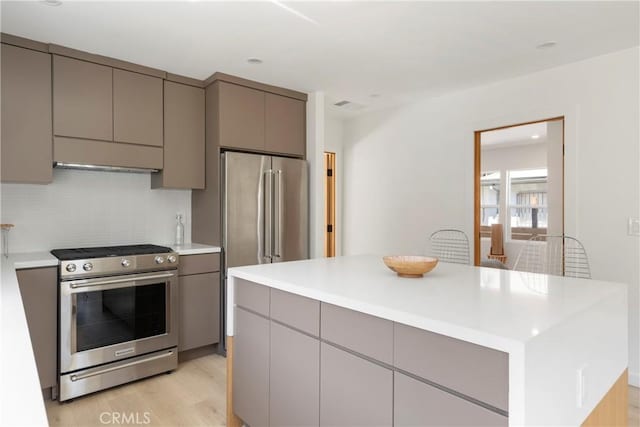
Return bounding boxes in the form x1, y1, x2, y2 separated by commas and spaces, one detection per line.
178, 253, 219, 276
394, 323, 508, 411
270, 288, 319, 336
320, 303, 393, 364
394, 372, 507, 427
235, 278, 269, 317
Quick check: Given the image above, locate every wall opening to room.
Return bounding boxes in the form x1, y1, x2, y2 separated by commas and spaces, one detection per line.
324, 151, 336, 257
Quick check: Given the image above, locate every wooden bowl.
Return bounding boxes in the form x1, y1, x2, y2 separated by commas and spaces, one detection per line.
382, 255, 438, 278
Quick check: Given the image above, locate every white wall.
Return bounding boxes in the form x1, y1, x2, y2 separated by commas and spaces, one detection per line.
306, 92, 325, 259
0, 169, 191, 253
341, 47, 640, 385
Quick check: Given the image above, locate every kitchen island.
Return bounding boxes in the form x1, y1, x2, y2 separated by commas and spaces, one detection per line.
226, 254, 627, 426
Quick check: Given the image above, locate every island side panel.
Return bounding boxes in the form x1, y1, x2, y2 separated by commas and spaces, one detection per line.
524, 289, 627, 426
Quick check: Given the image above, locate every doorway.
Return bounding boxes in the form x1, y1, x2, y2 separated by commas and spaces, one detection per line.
324, 152, 336, 257
473, 117, 564, 266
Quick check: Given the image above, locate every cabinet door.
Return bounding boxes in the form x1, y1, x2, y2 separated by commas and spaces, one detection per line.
152, 81, 204, 189
394, 372, 507, 427
270, 322, 319, 427
233, 307, 269, 427
1, 44, 52, 184
265, 93, 305, 156
113, 69, 163, 147
179, 272, 220, 351
320, 343, 393, 427
218, 81, 265, 151
16, 267, 58, 389
53, 55, 113, 141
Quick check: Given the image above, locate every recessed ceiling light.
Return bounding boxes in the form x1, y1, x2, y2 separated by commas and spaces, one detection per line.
531, 134, 540, 139
536, 41, 557, 49
40, 0, 62, 6
247, 58, 263, 65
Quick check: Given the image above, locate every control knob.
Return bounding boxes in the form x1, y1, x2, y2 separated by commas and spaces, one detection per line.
167, 255, 177, 264
155, 256, 165, 264
65, 263, 77, 272
83, 262, 93, 271
121, 259, 131, 268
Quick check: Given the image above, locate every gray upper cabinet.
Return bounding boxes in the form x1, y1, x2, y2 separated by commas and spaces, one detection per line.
394, 372, 507, 427
16, 267, 58, 391
152, 81, 205, 189
1, 44, 52, 184
265, 93, 305, 156
53, 55, 113, 141
270, 321, 320, 427
218, 81, 265, 151
113, 69, 163, 147
320, 342, 393, 427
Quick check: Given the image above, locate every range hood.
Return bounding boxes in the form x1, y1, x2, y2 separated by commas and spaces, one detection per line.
54, 162, 159, 174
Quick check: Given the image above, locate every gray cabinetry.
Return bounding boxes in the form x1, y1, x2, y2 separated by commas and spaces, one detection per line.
234, 307, 270, 427
270, 288, 319, 336
152, 81, 205, 189
320, 342, 393, 427
53, 55, 113, 141
265, 93, 305, 156
1, 44, 52, 184
218, 81, 265, 151
113, 68, 163, 147
16, 267, 57, 391
270, 321, 319, 427
394, 372, 507, 427
235, 278, 270, 317
178, 253, 220, 351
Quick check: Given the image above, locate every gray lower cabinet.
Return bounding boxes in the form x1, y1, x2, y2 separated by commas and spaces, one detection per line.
320, 342, 393, 427
270, 321, 319, 427
394, 372, 507, 427
1, 44, 52, 184
234, 307, 270, 427
16, 267, 57, 390
178, 272, 220, 351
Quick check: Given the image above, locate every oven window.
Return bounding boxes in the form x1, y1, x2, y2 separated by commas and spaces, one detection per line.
76, 283, 167, 352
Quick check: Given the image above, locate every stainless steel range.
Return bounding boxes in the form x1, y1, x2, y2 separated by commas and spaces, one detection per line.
51, 244, 179, 401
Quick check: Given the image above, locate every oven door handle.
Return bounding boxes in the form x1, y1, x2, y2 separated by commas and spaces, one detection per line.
69, 350, 175, 382
68, 272, 175, 289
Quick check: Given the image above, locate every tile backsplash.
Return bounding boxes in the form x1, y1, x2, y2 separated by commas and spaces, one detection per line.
0, 169, 191, 254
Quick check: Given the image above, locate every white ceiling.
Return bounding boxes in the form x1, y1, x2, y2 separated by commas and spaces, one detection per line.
2, 1, 638, 117
481, 122, 548, 148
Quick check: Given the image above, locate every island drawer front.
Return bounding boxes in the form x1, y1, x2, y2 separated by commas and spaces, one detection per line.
235, 278, 270, 317
178, 253, 220, 276
394, 372, 507, 427
270, 288, 320, 336
394, 323, 509, 411
320, 303, 393, 365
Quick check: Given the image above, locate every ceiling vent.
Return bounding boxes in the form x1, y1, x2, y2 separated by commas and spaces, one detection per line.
333, 100, 366, 111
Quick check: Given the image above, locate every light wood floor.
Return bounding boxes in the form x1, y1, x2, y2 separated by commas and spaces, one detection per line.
46, 355, 640, 426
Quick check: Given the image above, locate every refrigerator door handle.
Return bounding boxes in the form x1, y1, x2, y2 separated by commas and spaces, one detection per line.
274, 169, 284, 260
264, 169, 274, 261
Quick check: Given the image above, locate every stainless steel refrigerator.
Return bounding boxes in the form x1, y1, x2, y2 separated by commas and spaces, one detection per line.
220, 151, 308, 349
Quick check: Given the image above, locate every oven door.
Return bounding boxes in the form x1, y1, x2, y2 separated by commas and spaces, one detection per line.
60, 270, 178, 374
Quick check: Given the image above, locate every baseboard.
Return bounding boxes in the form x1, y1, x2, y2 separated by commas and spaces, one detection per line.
629, 370, 639, 387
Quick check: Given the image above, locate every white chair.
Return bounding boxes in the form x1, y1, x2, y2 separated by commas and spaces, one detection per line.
429, 229, 470, 265
513, 235, 591, 279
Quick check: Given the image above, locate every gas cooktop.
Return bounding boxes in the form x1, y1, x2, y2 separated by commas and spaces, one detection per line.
51, 244, 173, 261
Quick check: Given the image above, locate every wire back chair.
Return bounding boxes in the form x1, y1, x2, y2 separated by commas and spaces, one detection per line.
429, 229, 470, 265
513, 235, 591, 279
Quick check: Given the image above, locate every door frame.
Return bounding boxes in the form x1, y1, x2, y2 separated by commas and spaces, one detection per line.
473, 116, 564, 266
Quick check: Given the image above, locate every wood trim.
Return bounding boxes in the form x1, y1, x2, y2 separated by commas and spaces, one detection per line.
324, 152, 336, 257
48, 44, 167, 78
473, 131, 481, 266
204, 72, 308, 101
1, 33, 49, 53
476, 116, 564, 133
226, 336, 243, 427
582, 369, 628, 426
165, 72, 205, 88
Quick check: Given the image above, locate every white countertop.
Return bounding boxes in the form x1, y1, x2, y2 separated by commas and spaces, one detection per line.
161, 242, 221, 256
1, 252, 57, 427
227, 255, 628, 426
